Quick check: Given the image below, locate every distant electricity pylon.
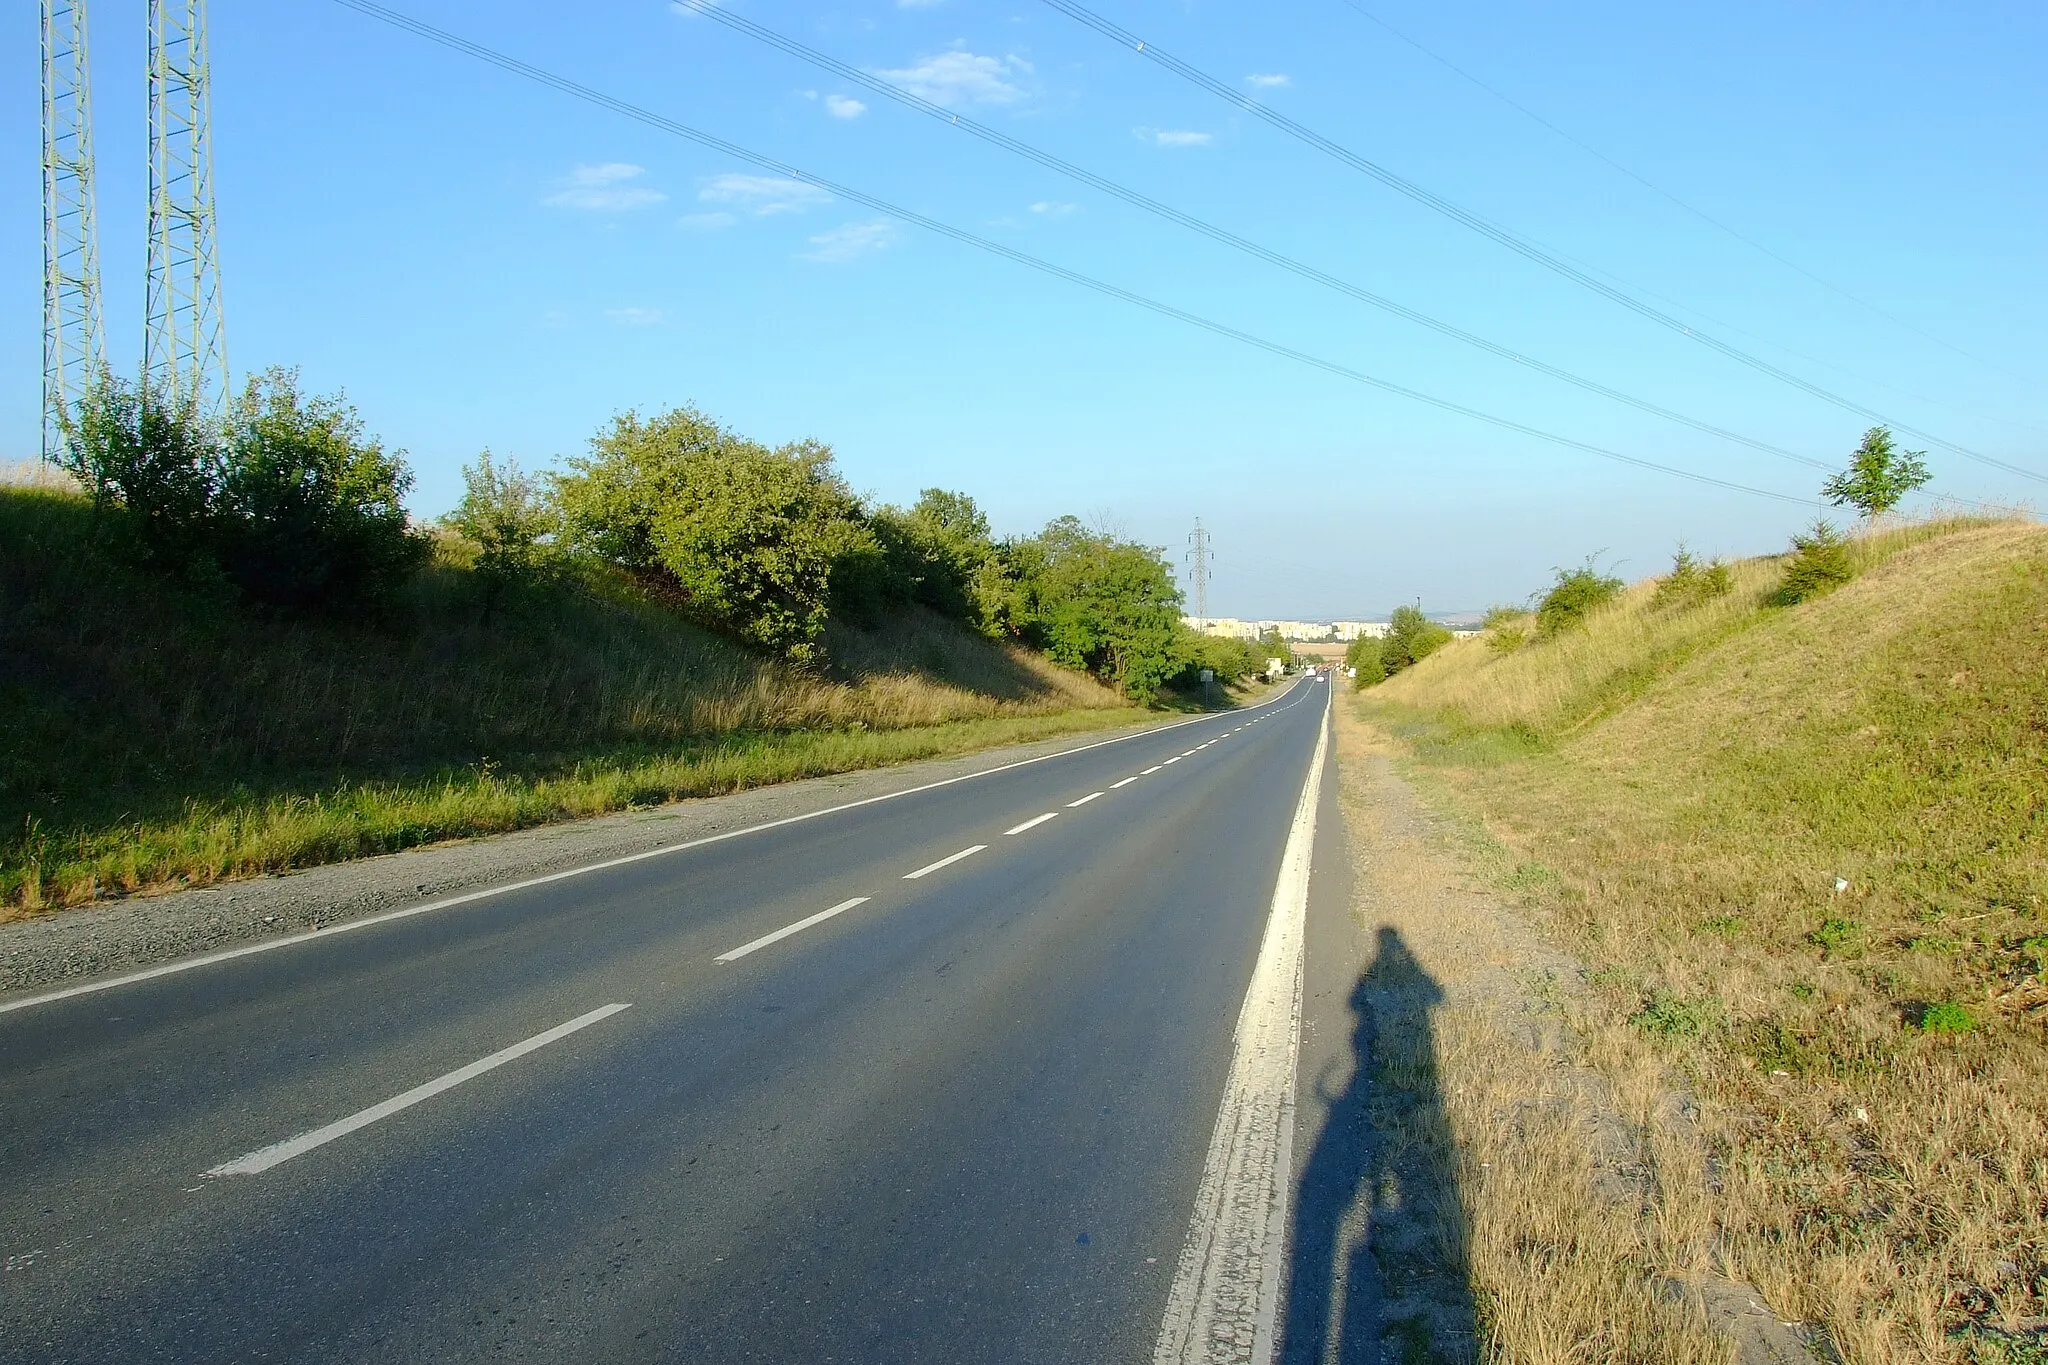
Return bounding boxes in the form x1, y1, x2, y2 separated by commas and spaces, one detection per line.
41, 0, 105, 462
1185, 519, 1212, 627
145, 0, 226, 410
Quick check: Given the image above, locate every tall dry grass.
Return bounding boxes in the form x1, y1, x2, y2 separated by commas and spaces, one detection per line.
1354, 516, 2048, 1362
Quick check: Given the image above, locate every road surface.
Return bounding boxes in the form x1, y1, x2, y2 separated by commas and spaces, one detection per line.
0, 679, 1334, 1364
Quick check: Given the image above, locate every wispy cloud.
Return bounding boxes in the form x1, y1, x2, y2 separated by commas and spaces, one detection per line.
1245, 73, 1291, 89
1029, 200, 1079, 216
825, 93, 867, 119
874, 50, 1031, 107
604, 307, 666, 327
1139, 128, 1213, 148
801, 219, 898, 263
543, 163, 666, 211
698, 173, 832, 215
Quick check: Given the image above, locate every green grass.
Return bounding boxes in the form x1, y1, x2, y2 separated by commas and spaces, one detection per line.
1, 485, 1146, 912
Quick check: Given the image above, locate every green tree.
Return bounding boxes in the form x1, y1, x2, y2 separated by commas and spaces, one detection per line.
1771, 519, 1855, 605
1345, 633, 1386, 687
445, 451, 560, 608
1822, 426, 1931, 520
555, 406, 869, 661
214, 368, 426, 610
1379, 604, 1452, 676
869, 488, 1002, 629
1008, 516, 1184, 700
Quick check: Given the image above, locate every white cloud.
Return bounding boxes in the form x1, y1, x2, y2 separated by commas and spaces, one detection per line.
604, 307, 666, 327
543, 163, 667, 211
825, 93, 867, 119
1246, 73, 1292, 89
800, 219, 898, 263
1142, 128, 1213, 148
1029, 200, 1078, 216
874, 50, 1031, 107
697, 173, 832, 215
677, 211, 736, 231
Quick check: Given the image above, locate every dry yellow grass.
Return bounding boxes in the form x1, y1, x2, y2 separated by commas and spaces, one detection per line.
1353, 516, 2048, 1363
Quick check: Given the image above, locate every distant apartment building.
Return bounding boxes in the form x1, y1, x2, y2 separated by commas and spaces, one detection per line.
1182, 617, 1390, 642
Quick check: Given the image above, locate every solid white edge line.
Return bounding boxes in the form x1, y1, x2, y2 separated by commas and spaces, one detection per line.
1153, 684, 1329, 1365
1, 686, 1312, 1018
902, 844, 987, 880
1066, 792, 1104, 808
203, 1002, 633, 1178
715, 896, 871, 963
1110, 776, 1140, 789
1003, 812, 1058, 836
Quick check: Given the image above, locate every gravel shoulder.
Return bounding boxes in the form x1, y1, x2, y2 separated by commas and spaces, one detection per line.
0, 713, 1188, 999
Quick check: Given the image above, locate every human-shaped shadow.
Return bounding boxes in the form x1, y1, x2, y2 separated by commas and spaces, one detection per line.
1279, 926, 1477, 1363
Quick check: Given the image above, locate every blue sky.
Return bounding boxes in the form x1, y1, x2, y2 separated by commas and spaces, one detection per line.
9, 0, 2044, 616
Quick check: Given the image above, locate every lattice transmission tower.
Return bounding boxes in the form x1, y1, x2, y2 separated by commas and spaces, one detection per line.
1185, 519, 1212, 627
42, 0, 105, 461
145, 0, 226, 409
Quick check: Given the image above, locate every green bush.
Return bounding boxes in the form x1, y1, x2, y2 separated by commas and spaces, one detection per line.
1536, 558, 1624, 636
1481, 603, 1531, 654
1809, 915, 1864, 956
215, 369, 427, 610
1650, 544, 1733, 610
1771, 520, 1856, 605
60, 368, 425, 610
1915, 1000, 1978, 1035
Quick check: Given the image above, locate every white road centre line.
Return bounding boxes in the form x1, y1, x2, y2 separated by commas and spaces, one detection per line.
1110, 776, 1140, 789
1154, 687, 1329, 1365
203, 1003, 633, 1179
1142, 765, 1164, 775
1163, 757, 1183, 765
1004, 813, 1058, 836
903, 845, 987, 880
716, 897, 871, 963
1065, 792, 1104, 808
1180, 750, 1198, 758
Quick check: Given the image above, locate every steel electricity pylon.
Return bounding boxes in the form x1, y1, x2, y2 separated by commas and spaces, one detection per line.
145, 0, 226, 409
1185, 519, 1212, 628
42, 0, 105, 462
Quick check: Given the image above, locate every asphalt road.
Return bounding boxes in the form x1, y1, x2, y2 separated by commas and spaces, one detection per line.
0, 679, 1331, 1364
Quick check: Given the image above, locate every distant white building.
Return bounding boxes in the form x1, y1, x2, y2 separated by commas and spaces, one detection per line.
1183, 617, 1392, 643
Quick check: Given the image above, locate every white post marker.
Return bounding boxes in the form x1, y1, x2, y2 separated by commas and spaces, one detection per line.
205, 1002, 632, 1178
1153, 687, 1329, 1365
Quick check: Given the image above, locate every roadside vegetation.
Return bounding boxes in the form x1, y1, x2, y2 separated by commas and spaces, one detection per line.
1349, 510, 2047, 1361
4, 376, 1266, 913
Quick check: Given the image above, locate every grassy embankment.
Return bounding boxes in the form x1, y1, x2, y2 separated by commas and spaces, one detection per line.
1, 485, 1148, 916
1356, 516, 2046, 1363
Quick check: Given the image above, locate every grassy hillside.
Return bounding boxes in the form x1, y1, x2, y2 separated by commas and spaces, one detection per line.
1, 486, 1133, 913
1357, 517, 2047, 1363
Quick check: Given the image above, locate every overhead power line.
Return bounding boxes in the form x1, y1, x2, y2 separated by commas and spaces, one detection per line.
674, 0, 1826, 473
1037, 0, 2048, 487
1329, 0, 2040, 393
327, 0, 1808, 507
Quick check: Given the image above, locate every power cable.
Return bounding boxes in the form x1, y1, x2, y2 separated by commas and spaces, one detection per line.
1330, 0, 2040, 393
1038, 0, 2048, 486
674, 0, 1826, 472
326, 0, 1809, 506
